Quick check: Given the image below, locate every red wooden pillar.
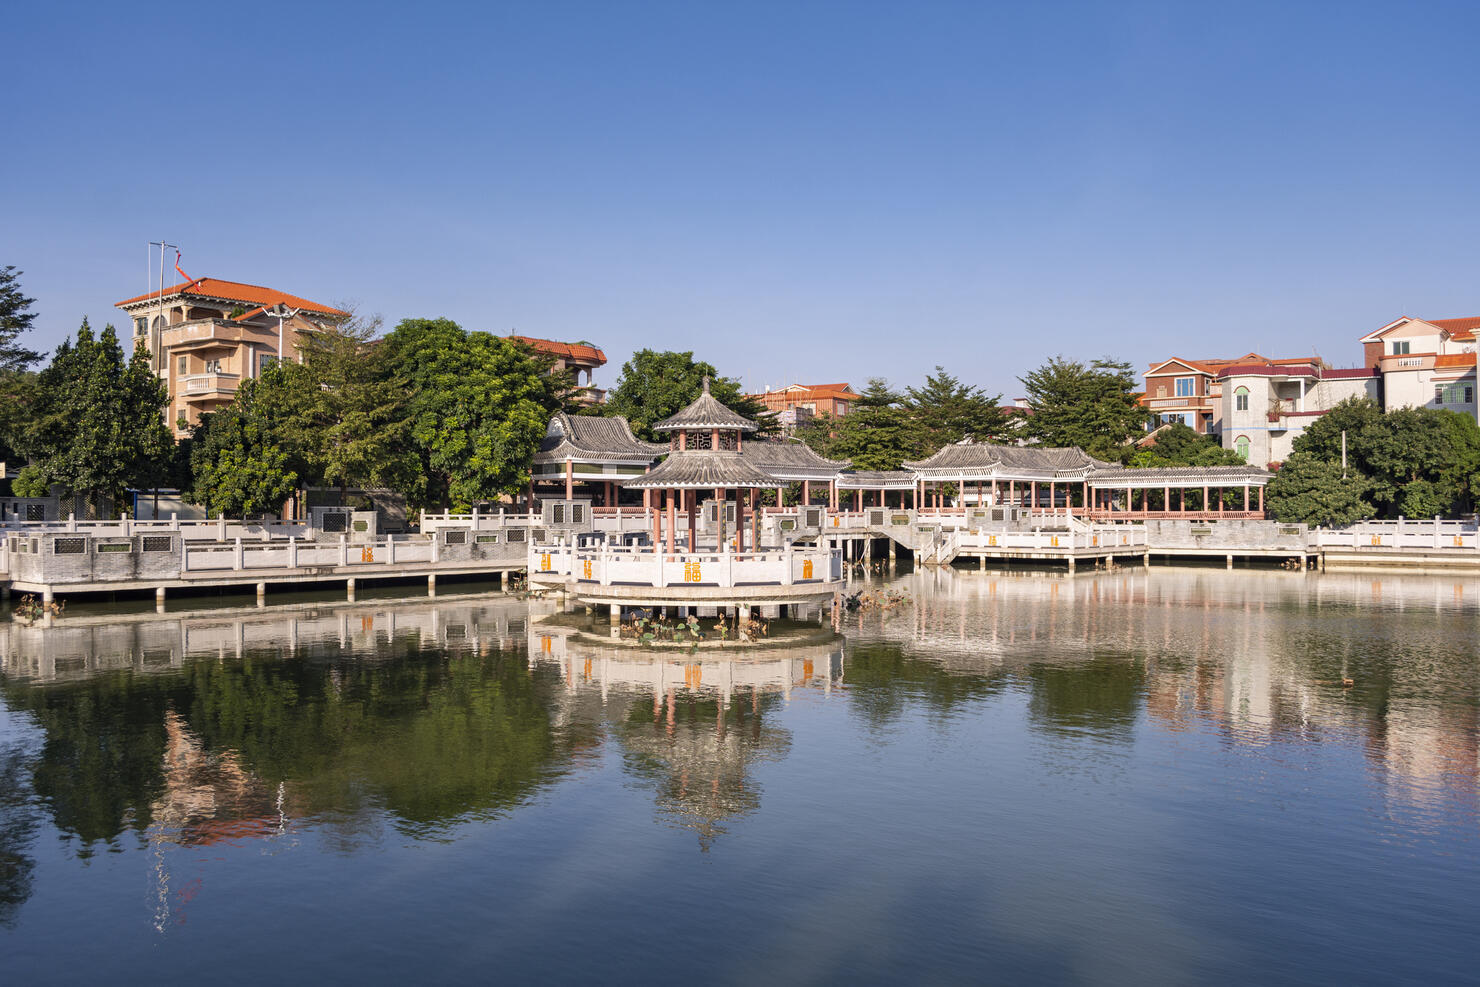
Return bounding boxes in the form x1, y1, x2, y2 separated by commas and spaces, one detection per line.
565, 459, 574, 500
687, 490, 697, 549
1258, 486, 1264, 513
665, 489, 675, 553
1243, 485, 1250, 512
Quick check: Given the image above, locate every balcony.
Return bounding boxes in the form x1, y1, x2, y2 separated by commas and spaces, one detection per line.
160, 318, 270, 350
180, 373, 241, 400
1378, 353, 1437, 373
567, 386, 607, 407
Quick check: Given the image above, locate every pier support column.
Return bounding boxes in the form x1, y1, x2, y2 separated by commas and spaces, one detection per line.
739, 605, 751, 641
1067, 555, 1076, 574
154, 586, 164, 614
610, 604, 621, 636
1226, 554, 1234, 570
979, 555, 986, 570
1143, 552, 1151, 569
496, 571, 504, 591
256, 582, 266, 607
347, 578, 356, 602
428, 574, 437, 597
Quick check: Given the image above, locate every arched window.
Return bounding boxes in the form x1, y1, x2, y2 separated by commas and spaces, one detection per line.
1234, 435, 1250, 461
1234, 386, 1249, 412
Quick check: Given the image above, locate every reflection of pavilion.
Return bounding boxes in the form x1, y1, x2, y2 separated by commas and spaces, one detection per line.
533, 629, 842, 847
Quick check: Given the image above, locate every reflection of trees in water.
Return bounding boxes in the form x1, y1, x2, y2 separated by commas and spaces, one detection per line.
0, 741, 40, 927
614, 688, 790, 851
1026, 654, 1145, 741
840, 642, 1008, 731
1, 645, 579, 849
860, 570, 1480, 791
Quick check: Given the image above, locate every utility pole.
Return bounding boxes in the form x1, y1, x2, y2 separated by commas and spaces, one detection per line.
147, 240, 177, 374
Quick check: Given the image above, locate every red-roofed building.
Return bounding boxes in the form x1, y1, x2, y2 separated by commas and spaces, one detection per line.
1140, 353, 1310, 436
116, 277, 347, 437
1358, 316, 1477, 415
1216, 360, 1379, 467
508, 336, 607, 406
745, 384, 858, 433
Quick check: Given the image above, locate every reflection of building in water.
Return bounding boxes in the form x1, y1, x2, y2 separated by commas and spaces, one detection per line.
532, 628, 843, 848
0, 598, 536, 684
865, 566, 1480, 795
148, 711, 287, 932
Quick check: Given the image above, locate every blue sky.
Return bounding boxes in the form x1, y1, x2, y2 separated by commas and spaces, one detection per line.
5, 0, 1478, 397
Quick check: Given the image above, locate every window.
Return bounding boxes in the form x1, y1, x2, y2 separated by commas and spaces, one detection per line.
258, 353, 277, 376
1437, 383, 1475, 405
135, 318, 148, 336
177, 356, 187, 374
1234, 386, 1250, 412
1234, 436, 1250, 461
205, 359, 221, 374
1174, 377, 1196, 397
1392, 340, 1411, 355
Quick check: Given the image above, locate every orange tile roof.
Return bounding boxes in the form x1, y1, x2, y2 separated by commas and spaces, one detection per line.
115, 277, 346, 316
508, 336, 606, 364
1429, 317, 1480, 341
1434, 353, 1477, 369
747, 383, 857, 401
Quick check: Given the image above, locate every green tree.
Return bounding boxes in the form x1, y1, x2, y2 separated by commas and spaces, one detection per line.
0, 266, 43, 372
21, 321, 170, 514
1279, 397, 1480, 519
289, 311, 416, 499
1019, 356, 1145, 460
383, 318, 560, 510
1264, 452, 1375, 525
601, 350, 774, 441
797, 378, 925, 470
1129, 422, 1244, 468
189, 368, 300, 517
904, 366, 1006, 448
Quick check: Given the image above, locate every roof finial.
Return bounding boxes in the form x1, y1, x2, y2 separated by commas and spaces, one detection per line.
701, 375, 711, 395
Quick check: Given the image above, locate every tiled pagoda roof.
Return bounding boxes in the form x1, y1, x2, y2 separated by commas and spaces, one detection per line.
534, 412, 666, 465
654, 378, 757, 433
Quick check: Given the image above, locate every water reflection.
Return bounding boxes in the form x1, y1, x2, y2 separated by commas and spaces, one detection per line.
533, 625, 840, 847
864, 566, 1480, 799
0, 568, 1477, 947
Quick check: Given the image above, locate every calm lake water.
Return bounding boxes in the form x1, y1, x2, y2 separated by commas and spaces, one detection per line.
2, 567, 1478, 984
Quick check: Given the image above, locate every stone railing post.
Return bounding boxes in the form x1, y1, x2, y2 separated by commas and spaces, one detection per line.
218, 515, 227, 541
171, 512, 180, 531
233, 537, 243, 570
387, 536, 396, 565
289, 537, 298, 568
339, 534, 348, 567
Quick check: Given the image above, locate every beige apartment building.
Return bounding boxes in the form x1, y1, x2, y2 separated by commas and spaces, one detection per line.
116, 278, 346, 437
